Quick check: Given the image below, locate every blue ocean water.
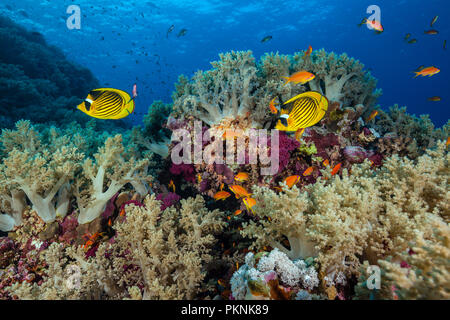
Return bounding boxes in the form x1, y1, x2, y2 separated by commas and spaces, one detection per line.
1, 0, 449, 127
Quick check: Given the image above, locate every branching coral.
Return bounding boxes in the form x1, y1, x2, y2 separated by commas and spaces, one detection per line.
0, 121, 83, 228
173, 51, 266, 127
75, 135, 152, 224
172, 50, 379, 130
293, 49, 381, 106
6, 195, 226, 300
241, 141, 449, 287
372, 105, 449, 156
130, 101, 173, 158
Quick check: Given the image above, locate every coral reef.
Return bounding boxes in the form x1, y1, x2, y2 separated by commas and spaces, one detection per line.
172, 50, 379, 130
4, 195, 225, 300
372, 105, 449, 158
230, 248, 320, 300
0, 44, 448, 301
0, 15, 102, 128
239, 141, 448, 294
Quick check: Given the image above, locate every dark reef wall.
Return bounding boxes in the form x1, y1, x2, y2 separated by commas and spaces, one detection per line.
0, 15, 101, 128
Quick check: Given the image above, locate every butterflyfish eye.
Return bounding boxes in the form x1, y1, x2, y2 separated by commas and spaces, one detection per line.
84, 99, 92, 111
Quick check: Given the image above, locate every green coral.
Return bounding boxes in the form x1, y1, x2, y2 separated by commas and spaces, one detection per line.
298, 142, 317, 156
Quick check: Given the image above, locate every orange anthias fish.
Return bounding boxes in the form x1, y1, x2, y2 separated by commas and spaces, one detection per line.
269, 97, 278, 114
446, 137, 450, 148
82, 232, 104, 250
222, 130, 243, 140
428, 96, 441, 102
367, 110, 379, 122
331, 163, 342, 176
214, 191, 231, 201
283, 175, 300, 189
323, 159, 330, 167
235, 172, 249, 182
303, 166, 314, 176
168, 180, 176, 192
295, 128, 305, 142
359, 18, 384, 33
304, 45, 313, 58
243, 197, 257, 213
282, 71, 315, 86
234, 209, 243, 216
414, 66, 440, 78
424, 29, 439, 35
229, 185, 252, 199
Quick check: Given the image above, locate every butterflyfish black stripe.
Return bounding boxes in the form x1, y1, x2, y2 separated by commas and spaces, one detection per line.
95, 98, 123, 112
297, 102, 318, 127
101, 95, 122, 107
95, 102, 122, 115
291, 99, 311, 120
298, 103, 318, 126
97, 92, 121, 104
95, 103, 123, 116
298, 108, 318, 128
292, 99, 315, 122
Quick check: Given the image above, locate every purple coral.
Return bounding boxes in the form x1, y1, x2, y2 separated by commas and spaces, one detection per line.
156, 193, 181, 211
343, 146, 374, 164
170, 163, 195, 183
270, 132, 300, 174
58, 212, 79, 244
215, 164, 234, 184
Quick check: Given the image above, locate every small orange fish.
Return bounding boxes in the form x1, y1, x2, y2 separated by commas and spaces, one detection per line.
331, 163, 342, 176
359, 18, 384, 33
227, 216, 231, 220
304, 45, 313, 58
197, 173, 202, 183
446, 137, 450, 148
323, 159, 330, 167
107, 219, 112, 227
243, 197, 257, 213
282, 71, 315, 86
236, 262, 240, 270
214, 191, 231, 201
234, 172, 249, 182
424, 29, 439, 35
168, 180, 176, 192
220, 183, 224, 191
303, 166, 314, 176
367, 110, 379, 122
229, 185, 252, 199
234, 209, 243, 216
283, 175, 300, 189
414, 66, 440, 78
269, 97, 278, 114
428, 96, 441, 102
295, 128, 305, 142
222, 130, 242, 140
119, 208, 126, 217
